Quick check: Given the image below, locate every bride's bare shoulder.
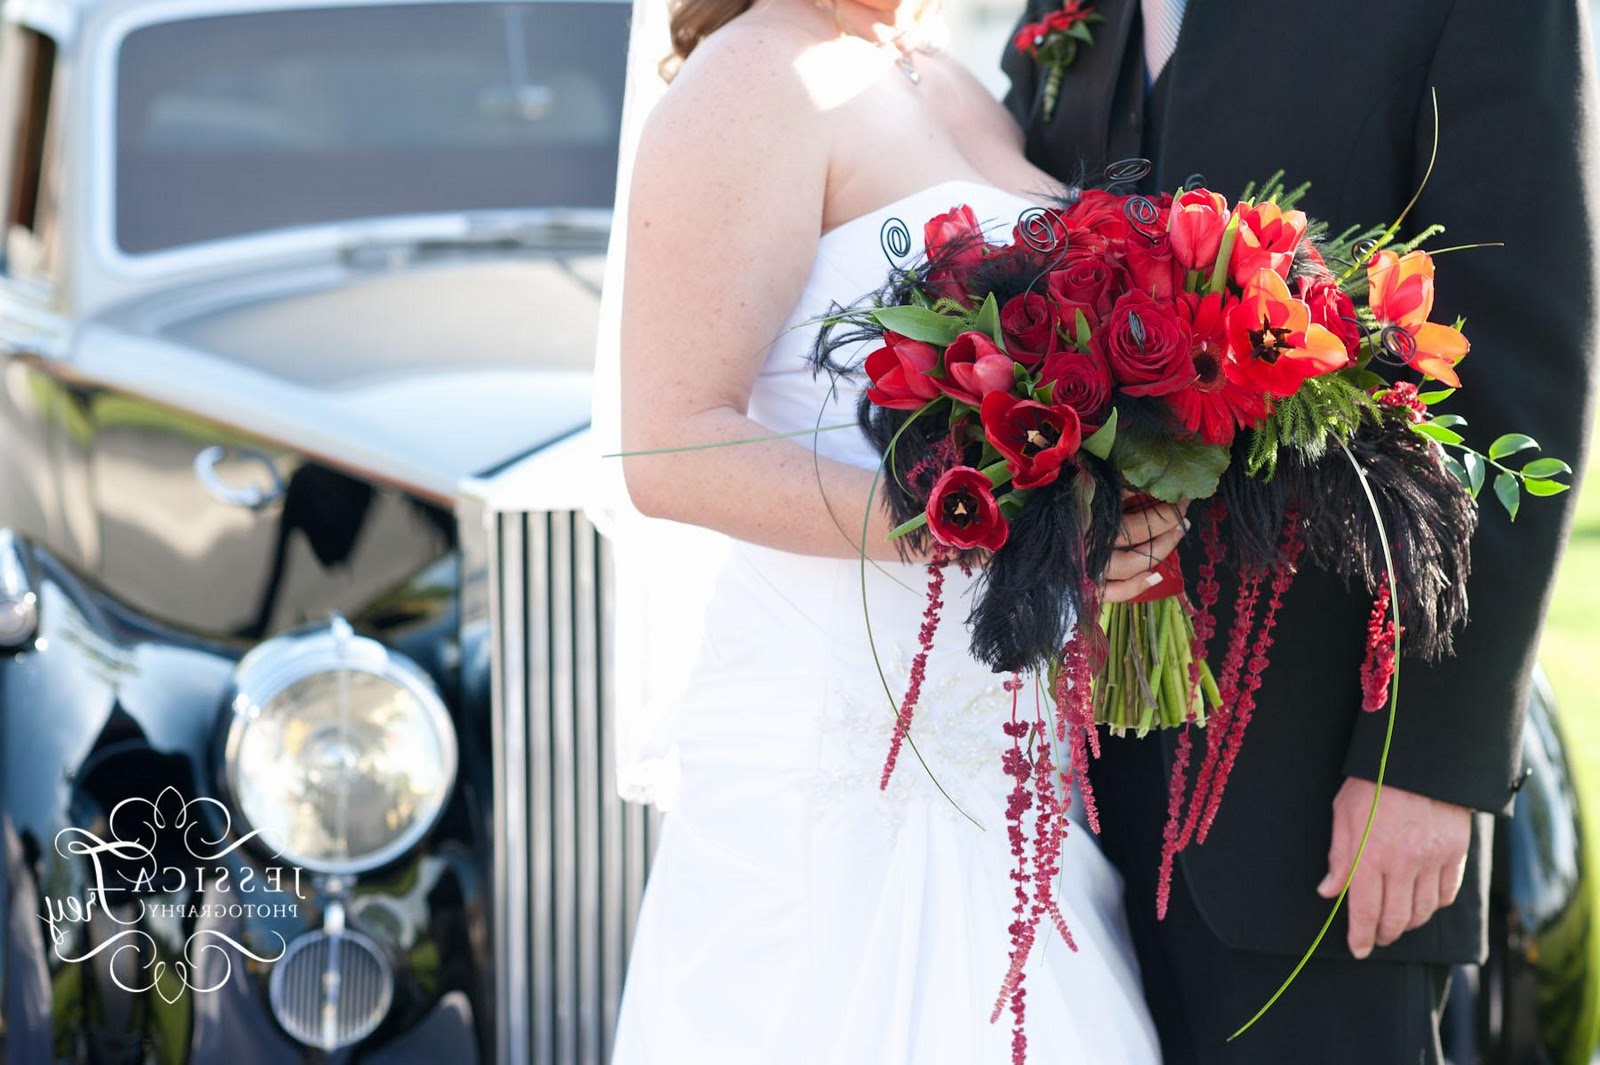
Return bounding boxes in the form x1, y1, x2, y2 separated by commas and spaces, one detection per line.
633, 7, 833, 202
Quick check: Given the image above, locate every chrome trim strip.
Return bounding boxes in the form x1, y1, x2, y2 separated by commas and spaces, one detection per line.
488, 513, 530, 1065
596, 530, 625, 1056
573, 513, 602, 1058
527, 514, 556, 1064
470, 495, 658, 1064
548, 514, 578, 1064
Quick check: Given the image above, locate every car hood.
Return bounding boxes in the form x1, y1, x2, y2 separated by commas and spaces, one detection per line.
74, 251, 604, 501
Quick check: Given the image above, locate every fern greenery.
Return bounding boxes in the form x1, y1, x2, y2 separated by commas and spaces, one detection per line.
1245, 373, 1382, 479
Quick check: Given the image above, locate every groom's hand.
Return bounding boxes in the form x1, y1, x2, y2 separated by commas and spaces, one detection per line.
1317, 778, 1472, 959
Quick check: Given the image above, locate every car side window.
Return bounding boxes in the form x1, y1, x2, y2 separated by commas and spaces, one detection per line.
0, 23, 62, 289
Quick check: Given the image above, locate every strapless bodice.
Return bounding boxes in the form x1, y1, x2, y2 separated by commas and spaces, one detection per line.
747, 180, 1041, 470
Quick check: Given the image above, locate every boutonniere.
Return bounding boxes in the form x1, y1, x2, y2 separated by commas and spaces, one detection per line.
1013, 0, 1103, 122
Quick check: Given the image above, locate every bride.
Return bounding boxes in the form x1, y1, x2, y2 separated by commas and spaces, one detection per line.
599, 0, 1175, 1059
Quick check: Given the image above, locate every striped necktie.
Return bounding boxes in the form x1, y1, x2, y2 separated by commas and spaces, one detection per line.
1142, 0, 1188, 82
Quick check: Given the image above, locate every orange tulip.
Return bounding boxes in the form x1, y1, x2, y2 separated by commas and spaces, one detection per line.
1365, 250, 1469, 388
1225, 268, 1349, 397
1228, 201, 1308, 288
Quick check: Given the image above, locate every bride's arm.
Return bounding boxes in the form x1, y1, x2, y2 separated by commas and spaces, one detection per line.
618, 30, 1184, 592
619, 33, 909, 562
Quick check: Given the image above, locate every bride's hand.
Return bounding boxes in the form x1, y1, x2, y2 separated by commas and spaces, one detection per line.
1101, 496, 1190, 603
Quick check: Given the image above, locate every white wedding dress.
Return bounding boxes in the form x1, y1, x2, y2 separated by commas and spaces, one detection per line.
610, 180, 1161, 1065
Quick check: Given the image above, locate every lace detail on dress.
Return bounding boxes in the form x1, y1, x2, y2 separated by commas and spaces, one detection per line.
813, 643, 1013, 835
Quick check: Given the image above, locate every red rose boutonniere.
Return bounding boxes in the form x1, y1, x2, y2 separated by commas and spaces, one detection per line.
1012, 0, 1102, 123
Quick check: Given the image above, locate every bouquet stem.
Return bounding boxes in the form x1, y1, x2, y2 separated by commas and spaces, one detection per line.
1094, 594, 1220, 735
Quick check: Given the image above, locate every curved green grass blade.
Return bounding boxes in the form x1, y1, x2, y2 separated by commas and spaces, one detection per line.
1229, 436, 1400, 1040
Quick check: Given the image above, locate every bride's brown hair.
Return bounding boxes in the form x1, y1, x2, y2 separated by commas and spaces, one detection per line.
661, 0, 758, 79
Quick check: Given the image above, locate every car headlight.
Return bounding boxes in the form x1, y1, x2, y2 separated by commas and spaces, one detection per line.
224, 617, 456, 875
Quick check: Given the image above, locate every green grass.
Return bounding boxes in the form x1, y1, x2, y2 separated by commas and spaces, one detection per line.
1542, 422, 1600, 815
1538, 418, 1600, 1063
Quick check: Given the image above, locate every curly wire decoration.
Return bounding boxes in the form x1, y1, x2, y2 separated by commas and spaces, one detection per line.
880, 216, 913, 267
1182, 172, 1208, 192
1124, 195, 1164, 243
1016, 205, 1071, 256
1103, 157, 1153, 185
1379, 324, 1418, 364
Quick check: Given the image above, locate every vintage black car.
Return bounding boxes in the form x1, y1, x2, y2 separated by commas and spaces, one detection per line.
0, 0, 1593, 1060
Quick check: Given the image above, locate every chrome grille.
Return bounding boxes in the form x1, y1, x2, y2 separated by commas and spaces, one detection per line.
487, 508, 657, 1065
268, 928, 393, 1051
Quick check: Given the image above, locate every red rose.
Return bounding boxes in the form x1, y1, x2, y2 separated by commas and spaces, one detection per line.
925, 466, 1009, 551
864, 331, 942, 410
1297, 275, 1363, 358
1038, 348, 1113, 427
980, 391, 1082, 489
1124, 234, 1183, 302
1228, 201, 1307, 288
1047, 255, 1124, 330
924, 204, 989, 303
1095, 290, 1196, 397
935, 331, 1017, 407
1063, 189, 1130, 240
1168, 189, 1230, 271
1000, 293, 1060, 366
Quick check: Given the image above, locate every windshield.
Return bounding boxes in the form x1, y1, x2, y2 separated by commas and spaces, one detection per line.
114, 1, 628, 255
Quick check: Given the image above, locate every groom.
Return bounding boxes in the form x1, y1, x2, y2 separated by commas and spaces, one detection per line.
1003, 1, 1599, 1061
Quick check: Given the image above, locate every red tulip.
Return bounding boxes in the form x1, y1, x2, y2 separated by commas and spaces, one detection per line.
925, 466, 1009, 551
1168, 189, 1230, 271
924, 205, 990, 304
864, 331, 942, 409
980, 390, 1082, 489
934, 331, 1016, 407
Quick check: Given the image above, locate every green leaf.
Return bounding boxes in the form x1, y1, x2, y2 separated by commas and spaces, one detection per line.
1488, 433, 1539, 461
1074, 309, 1092, 350
1412, 422, 1464, 446
1081, 408, 1119, 460
1417, 388, 1455, 406
1347, 369, 1388, 392
872, 305, 964, 346
1521, 457, 1573, 480
1442, 454, 1471, 491
981, 458, 1013, 488
973, 293, 1002, 346
1494, 471, 1521, 522
1428, 414, 1467, 429
887, 512, 928, 540
1112, 416, 1232, 503
1066, 20, 1095, 44
1462, 450, 1487, 498
1524, 479, 1572, 497
1206, 215, 1242, 295
1032, 379, 1057, 404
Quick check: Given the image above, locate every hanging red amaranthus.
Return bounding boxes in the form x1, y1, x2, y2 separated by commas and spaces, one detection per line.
1360, 574, 1401, 712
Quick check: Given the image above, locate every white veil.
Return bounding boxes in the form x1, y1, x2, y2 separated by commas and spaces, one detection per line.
586, 0, 731, 811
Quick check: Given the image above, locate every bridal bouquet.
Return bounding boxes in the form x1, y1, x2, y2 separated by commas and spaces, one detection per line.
810, 174, 1570, 1059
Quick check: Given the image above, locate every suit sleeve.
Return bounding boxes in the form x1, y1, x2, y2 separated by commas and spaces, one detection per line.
1342, 0, 1600, 814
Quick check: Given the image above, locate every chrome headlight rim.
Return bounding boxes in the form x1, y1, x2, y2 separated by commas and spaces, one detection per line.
223, 617, 458, 877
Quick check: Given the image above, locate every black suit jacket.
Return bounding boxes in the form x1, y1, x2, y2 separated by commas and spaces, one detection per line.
1003, 0, 1599, 962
